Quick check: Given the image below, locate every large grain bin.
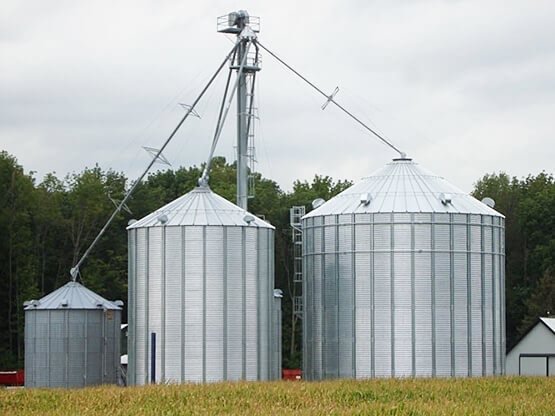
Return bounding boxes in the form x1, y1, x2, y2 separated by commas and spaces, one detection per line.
24, 282, 123, 388
302, 158, 505, 379
127, 185, 277, 384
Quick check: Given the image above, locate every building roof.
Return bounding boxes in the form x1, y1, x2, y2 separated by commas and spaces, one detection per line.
127, 185, 274, 229
304, 158, 504, 218
24, 281, 123, 310
539, 317, 555, 334
507, 317, 555, 353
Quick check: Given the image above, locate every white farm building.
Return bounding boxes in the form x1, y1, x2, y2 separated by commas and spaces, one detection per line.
506, 317, 555, 376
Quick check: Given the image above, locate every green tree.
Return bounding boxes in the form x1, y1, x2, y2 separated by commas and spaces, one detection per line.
519, 267, 555, 333
0, 151, 40, 368
33, 173, 67, 294
62, 166, 130, 306
473, 171, 555, 348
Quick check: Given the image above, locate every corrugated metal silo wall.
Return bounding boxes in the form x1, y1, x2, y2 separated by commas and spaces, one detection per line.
128, 225, 276, 385
302, 212, 505, 379
24, 309, 121, 387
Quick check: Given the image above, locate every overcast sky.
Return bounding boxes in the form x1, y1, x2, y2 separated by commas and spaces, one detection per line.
2, 0, 554, 195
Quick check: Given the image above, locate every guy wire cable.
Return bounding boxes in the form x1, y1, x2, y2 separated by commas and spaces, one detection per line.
257, 41, 406, 158
69, 42, 240, 281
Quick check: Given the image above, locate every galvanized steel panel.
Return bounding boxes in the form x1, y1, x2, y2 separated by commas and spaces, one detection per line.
470, 253, 483, 376
374, 224, 391, 250
453, 253, 468, 376
135, 227, 147, 384
414, 224, 432, 250
204, 227, 225, 382
245, 228, 258, 380
258, 229, 270, 380
494, 253, 502, 374
414, 252, 432, 377
374, 250, 392, 378
393, 224, 411, 251
148, 227, 163, 382
484, 254, 494, 375
393, 252, 411, 376
226, 227, 243, 381
127, 229, 137, 386
355, 222, 372, 252
394, 309, 412, 376
25, 307, 121, 388
434, 252, 452, 377
312, 253, 323, 379
338, 253, 353, 378
163, 226, 182, 382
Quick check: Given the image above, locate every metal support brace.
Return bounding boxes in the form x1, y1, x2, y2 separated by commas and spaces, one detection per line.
321, 87, 339, 110
178, 103, 201, 118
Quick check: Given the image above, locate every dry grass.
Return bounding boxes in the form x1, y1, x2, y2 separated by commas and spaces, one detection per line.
1, 377, 555, 415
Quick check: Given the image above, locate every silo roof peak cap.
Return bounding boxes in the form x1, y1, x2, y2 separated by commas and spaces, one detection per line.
192, 185, 211, 192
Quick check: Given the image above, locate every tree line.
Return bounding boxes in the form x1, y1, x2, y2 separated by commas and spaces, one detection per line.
0, 150, 553, 370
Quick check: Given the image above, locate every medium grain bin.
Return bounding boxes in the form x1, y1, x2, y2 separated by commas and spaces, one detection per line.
24, 282, 123, 388
302, 158, 505, 379
127, 185, 277, 384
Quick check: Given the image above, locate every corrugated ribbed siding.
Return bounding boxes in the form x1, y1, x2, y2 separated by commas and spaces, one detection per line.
205, 227, 224, 382
258, 229, 269, 380
164, 226, 182, 382
303, 212, 505, 380
148, 227, 163, 382
226, 226, 243, 381
245, 227, 258, 380
184, 226, 203, 382
135, 227, 147, 384
128, 224, 275, 385
25, 309, 120, 388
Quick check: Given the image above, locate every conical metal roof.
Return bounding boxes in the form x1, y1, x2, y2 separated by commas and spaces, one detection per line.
304, 158, 503, 218
24, 281, 122, 310
127, 185, 274, 229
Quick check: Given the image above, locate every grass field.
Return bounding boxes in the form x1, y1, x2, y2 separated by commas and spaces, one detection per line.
2, 377, 555, 415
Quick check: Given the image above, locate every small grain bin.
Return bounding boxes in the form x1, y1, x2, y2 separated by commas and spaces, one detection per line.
302, 158, 505, 379
24, 282, 123, 388
127, 185, 277, 384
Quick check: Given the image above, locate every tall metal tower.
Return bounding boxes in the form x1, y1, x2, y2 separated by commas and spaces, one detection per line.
218, 11, 260, 210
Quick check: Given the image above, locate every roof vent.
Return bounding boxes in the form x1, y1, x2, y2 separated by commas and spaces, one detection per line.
273, 289, 283, 298
128, 219, 138, 226
157, 214, 168, 225
360, 192, 372, 206
243, 214, 255, 225
440, 193, 452, 205
60, 299, 69, 308
312, 198, 325, 209
481, 197, 495, 208
114, 300, 124, 307
96, 302, 104, 308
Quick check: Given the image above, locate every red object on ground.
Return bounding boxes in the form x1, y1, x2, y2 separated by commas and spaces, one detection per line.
282, 368, 302, 380
0, 370, 24, 386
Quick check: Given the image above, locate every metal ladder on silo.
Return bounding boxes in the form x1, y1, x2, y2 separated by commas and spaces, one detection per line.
290, 206, 305, 318
246, 97, 258, 200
